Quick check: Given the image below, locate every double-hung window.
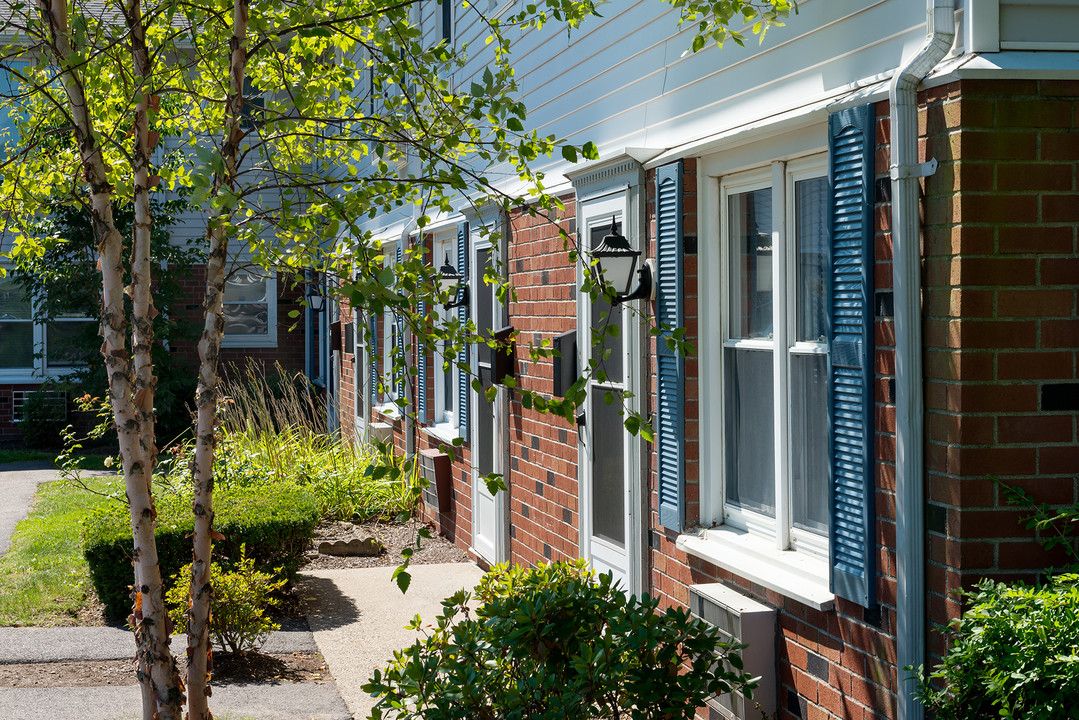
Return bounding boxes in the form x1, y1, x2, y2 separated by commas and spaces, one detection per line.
0, 271, 96, 379
221, 269, 276, 348
432, 234, 457, 432
678, 106, 876, 609
720, 156, 829, 558
0, 273, 35, 374
380, 240, 405, 409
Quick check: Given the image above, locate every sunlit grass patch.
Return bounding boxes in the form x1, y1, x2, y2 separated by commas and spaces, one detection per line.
0, 473, 123, 626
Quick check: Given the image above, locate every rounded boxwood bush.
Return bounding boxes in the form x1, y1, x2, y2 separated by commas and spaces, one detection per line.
918, 573, 1079, 719
82, 483, 319, 620
365, 559, 754, 720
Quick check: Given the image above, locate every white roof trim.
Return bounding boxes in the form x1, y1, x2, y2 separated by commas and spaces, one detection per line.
645, 76, 892, 169
950, 50, 1079, 79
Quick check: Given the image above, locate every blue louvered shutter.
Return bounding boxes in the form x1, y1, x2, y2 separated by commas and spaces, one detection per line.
655, 161, 684, 532
456, 221, 470, 441
417, 298, 427, 423
828, 104, 876, 608
395, 242, 405, 399
369, 315, 378, 402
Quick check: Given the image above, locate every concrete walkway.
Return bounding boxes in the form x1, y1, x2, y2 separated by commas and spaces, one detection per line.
0, 462, 487, 720
299, 563, 485, 719
0, 462, 62, 556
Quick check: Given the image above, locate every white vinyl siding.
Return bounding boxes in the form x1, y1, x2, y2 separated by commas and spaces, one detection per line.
1000, 0, 1079, 50
442, 0, 928, 190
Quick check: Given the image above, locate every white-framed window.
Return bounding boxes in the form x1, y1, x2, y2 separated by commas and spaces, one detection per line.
384, 306, 404, 404
221, 269, 277, 348
0, 270, 96, 381
0, 273, 37, 376
432, 234, 458, 432
376, 239, 405, 411
45, 311, 97, 370
716, 154, 830, 560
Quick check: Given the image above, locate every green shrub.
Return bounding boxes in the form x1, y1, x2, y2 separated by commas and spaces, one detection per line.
165, 545, 286, 654
365, 559, 754, 720
917, 573, 1079, 719
82, 484, 319, 619
17, 383, 68, 449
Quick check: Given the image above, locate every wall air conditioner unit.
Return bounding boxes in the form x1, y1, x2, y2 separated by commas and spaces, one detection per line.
689, 583, 777, 720
368, 421, 394, 447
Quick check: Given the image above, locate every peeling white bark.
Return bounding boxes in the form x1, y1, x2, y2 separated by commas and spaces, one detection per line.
35, 2, 182, 719
186, 1, 250, 717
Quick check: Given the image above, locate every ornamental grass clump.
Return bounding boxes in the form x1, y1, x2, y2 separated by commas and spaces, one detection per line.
176, 363, 420, 521
365, 559, 755, 720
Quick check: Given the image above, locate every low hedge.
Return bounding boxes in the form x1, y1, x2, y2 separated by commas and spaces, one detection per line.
82, 484, 320, 620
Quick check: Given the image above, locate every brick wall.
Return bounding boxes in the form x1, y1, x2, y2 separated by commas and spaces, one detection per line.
921, 79, 1079, 660
504, 199, 580, 566
0, 384, 43, 443
407, 201, 581, 564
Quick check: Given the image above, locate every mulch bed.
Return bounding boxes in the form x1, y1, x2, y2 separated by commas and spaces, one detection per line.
0, 652, 331, 688
302, 518, 470, 570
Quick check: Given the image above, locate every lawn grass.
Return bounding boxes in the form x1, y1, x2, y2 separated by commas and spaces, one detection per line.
0, 474, 125, 626
0, 448, 114, 470
0, 449, 58, 465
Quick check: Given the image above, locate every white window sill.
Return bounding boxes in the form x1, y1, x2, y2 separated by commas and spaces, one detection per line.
221, 336, 278, 349
0, 372, 41, 384
424, 422, 460, 446
676, 526, 835, 611
374, 403, 402, 420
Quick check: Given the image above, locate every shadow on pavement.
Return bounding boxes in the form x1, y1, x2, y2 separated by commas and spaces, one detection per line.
296, 574, 362, 631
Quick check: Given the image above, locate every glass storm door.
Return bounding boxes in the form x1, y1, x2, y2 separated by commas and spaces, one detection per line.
578, 195, 640, 595
472, 245, 507, 564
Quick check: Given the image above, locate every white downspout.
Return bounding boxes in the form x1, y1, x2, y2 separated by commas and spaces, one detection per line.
890, 3, 955, 720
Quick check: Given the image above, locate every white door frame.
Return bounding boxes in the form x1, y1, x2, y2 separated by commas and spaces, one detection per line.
471, 235, 510, 565
577, 191, 645, 595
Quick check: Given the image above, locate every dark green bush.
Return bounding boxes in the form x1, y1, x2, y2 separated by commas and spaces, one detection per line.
365, 559, 754, 720
17, 384, 68, 449
917, 573, 1079, 719
82, 484, 319, 619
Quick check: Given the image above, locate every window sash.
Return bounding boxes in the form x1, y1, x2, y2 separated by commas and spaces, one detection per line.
0, 271, 94, 375
432, 236, 457, 428
221, 270, 276, 347
719, 158, 830, 557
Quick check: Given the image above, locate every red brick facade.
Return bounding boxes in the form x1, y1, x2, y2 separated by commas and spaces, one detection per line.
346, 78, 1077, 720
920, 79, 1079, 665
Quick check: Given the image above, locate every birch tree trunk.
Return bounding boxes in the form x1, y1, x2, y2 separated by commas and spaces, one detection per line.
123, 3, 170, 715
186, 0, 249, 715
35, 2, 182, 719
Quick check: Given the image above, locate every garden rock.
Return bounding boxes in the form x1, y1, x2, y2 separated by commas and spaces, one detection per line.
318, 538, 383, 557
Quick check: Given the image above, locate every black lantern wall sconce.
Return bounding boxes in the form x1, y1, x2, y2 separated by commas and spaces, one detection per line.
438, 252, 470, 310
306, 282, 326, 313
592, 218, 654, 304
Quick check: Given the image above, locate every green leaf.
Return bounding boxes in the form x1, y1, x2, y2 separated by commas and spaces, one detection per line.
561, 145, 578, 163
394, 569, 411, 594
